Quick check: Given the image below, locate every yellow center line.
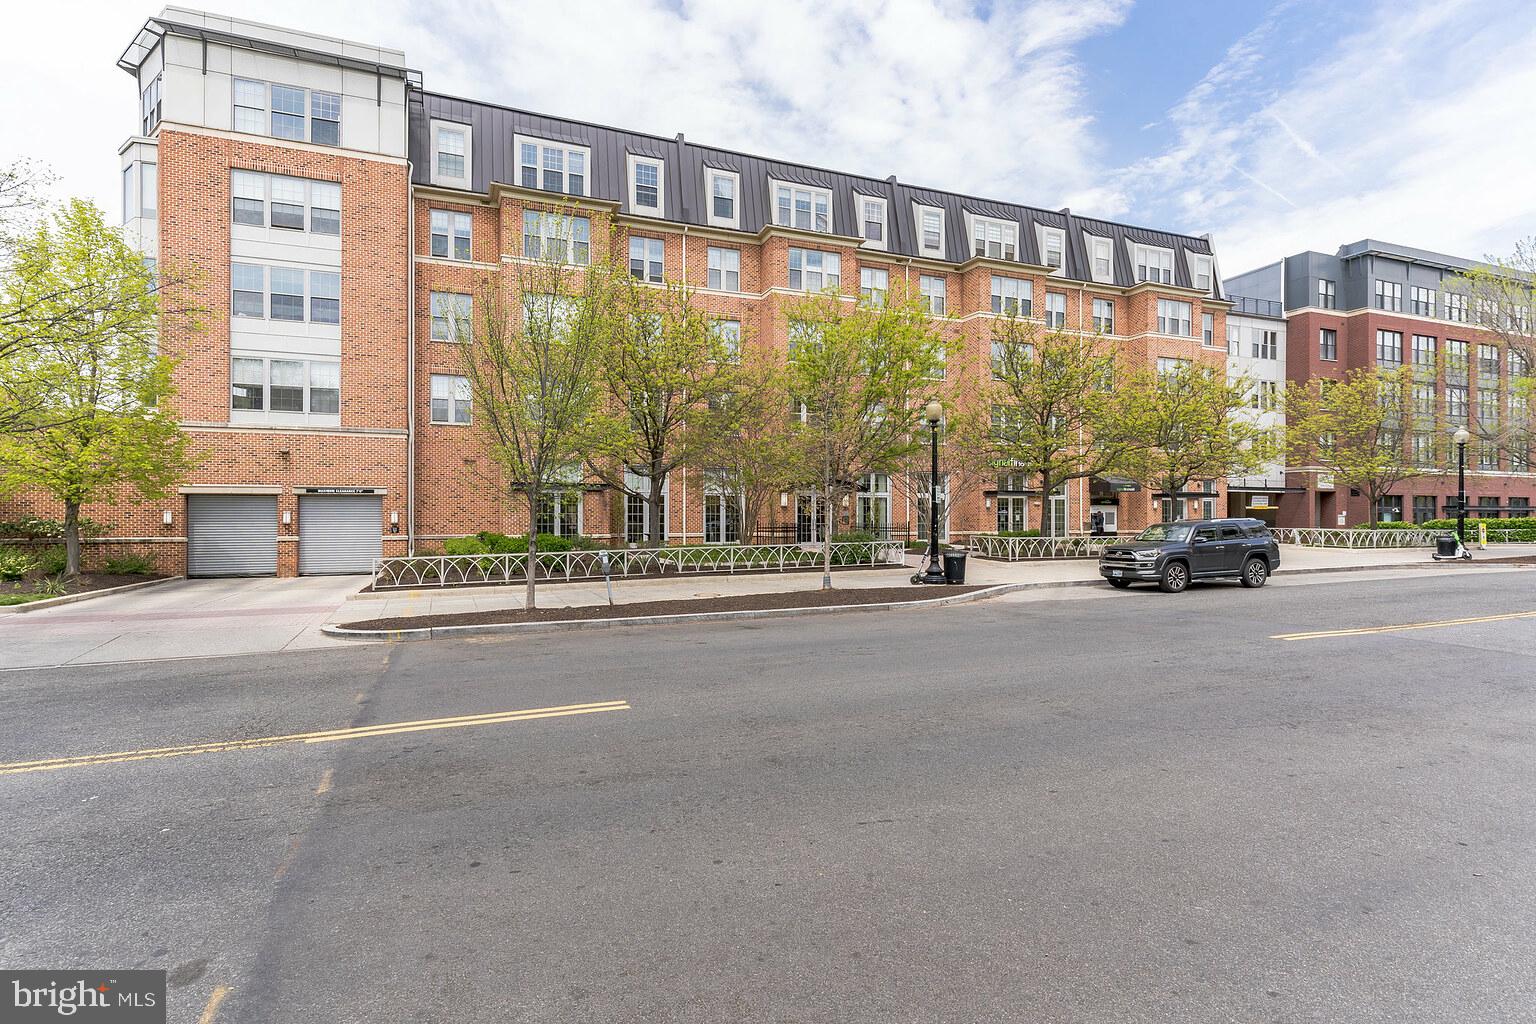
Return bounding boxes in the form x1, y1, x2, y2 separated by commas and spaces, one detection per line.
0, 700, 631, 776
197, 985, 232, 1024
1272, 609, 1536, 641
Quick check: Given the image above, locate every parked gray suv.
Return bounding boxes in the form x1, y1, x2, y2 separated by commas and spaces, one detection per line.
1098, 518, 1280, 593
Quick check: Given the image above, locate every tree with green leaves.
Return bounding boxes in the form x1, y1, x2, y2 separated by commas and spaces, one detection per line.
586, 271, 742, 546
955, 315, 1139, 536
1445, 238, 1536, 368
784, 287, 947, 588
1283, 366, 1426, 527
0, 199, 202, 576
695, 344, 797, 543
454, 210, 619, 609
1117, 359, 1275, 521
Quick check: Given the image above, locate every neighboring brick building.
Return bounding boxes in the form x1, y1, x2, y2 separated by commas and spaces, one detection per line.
1227, 240, 1534, 528
4, 7, 1237, 576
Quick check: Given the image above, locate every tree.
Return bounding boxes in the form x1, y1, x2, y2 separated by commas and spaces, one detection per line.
0, 200, 201, 576
955, 316, 1139, 536
455, 210, 618, 609
1283, 367, 1427, 527
784, 287, 947, 588
1117, 360, 1275, 521
1445, 238, 1536, 368
695, 345, 797, 543
586, 272, 740, 545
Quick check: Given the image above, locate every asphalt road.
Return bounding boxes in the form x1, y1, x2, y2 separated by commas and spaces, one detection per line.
2, 569, 1534, 1023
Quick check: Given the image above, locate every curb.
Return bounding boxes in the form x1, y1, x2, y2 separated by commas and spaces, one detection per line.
0, 575, 184, 615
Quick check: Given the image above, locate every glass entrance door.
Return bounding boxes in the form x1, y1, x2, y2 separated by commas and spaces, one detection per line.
996, 496, 1028, 533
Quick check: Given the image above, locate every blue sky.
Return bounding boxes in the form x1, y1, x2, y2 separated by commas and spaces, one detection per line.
5, 0, 1536, 274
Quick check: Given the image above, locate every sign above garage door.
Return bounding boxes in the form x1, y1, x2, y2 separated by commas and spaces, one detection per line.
297, 486, 386, 495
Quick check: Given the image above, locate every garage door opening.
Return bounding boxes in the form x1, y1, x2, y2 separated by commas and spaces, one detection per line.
298, 494, 383, 575
186, 494, 278, 577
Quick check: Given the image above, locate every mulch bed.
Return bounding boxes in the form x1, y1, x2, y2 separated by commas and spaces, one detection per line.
343, 584, 987, 631
363, 561, 902, 593
1, 572, 165, 606
1444, 554, 1536, 566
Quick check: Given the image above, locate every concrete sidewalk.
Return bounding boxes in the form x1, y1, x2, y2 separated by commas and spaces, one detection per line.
341, 543, 1534, 621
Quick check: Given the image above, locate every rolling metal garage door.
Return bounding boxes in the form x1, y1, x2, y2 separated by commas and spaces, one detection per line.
186, 494, 278, 577
298, 494, 383, 575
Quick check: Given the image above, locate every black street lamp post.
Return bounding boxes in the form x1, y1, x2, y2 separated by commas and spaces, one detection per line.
917, 400, 947, 584
1454, 426, 1470, 553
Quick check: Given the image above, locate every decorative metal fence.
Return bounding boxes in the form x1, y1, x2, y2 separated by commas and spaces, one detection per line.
371, 540, 909, 590
968, 535, 1113, 561
1270, 528, 1445, 548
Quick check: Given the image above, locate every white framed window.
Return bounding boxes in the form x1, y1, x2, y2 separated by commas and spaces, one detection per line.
1376, 329, 1403, 367
920, 274, 946, 315
1201, 312, 1216, 345
1320, 328, 1338, 360
310, 91, 341, 146
231, 354, 340, 420
232, 79, 341, 146
230, 264, 339, 325
1156, 298, 1192, 336
430, 121, 471, 189
859, 195, 888, 248
1251, 328, 1277, 359
1092, 297, 1115, 334
430, 374, 473, 425
1374, 280, 1402, 312
703, 470, 742, 543
706, 168, 739, 229
430, 291, 472, 342
1444, 292, 1467, 323
230, 171, 339, 235
233, 78, 266, 135
788, 248, 839, 291
628, 154, 664, 216
1318, 279, 1337, 309
122, 166, 135, 223
1410, 285, 1435, 317
1040, 227, 1065, 272
1156, 356, 1190, 377
970, 216, 1017, 261
1089, 236, 1113, 282
707, 247, 740, 291
629, 236, 664, 283
1191, 255, 1213, 292
915, 205, 945, 258
139, 163, 157, 219
140, 74, 161, 136
430, 210, 472, 261
712, 319, 741, 362
1135, 245, 1174, 284
522, 210, 590, 265
773, 181, 832, 233
516, 135, 590, 196
860, 266, 888, 306
536, 489, 584, 537
1045, 291, 1066, 329
990, 275, 1031, 316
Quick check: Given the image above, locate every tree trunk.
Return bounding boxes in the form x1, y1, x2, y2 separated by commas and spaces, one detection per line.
524, 491, 538, 611
648, 463, 667, 547
63, 501, 81, 578
1040, 471, 1053, 538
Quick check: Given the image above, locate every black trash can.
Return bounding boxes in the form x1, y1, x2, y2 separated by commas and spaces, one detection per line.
1435, 534, 1459, 558
942, 551, 967, 584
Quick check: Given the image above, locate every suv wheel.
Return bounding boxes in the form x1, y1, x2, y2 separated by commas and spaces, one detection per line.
1159, 561, 1189, 594
1240, 556, 1269, 589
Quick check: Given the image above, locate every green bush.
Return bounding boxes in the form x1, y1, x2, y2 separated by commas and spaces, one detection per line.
442, 536, 490, 556
0, 546, 35, 581
104, 553, 157, 575
35, 547, 67, 575
0, 516, 107, 539
994, 529, 1042, 538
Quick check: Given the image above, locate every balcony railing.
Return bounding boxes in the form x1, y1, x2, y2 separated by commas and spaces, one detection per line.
969, 534, 1113, 560
1229, 295, 1284, 318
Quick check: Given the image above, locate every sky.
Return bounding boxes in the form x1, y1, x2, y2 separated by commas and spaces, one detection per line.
5, 0, 1536, 276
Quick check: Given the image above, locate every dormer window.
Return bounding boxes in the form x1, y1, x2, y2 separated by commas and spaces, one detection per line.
773, 181, 831, 233
430, 121, 472, 190
1134, 244, 1173, 284
860, 196, 887, 249
916, 205, 945, 258
707, 168, 739, 229
1040, 227, 1065, 272
516, 136, 590, 196
1089, 236, 1113, 281
970, 216, 1016, 260
628, 155, 664, 216
1191, 254, 1213, 292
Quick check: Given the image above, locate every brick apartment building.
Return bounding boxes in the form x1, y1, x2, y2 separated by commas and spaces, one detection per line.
2, 8, 1237, 577
1227, 240, 1534, 528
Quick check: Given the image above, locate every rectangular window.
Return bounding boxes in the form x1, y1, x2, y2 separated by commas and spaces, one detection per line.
1445, 293, 1468, 323
1320, 328, 1338, 361
430, 374, 472, 424
269, 268, 305, 322
1193, 255, 1213, 292
708, 170, 738, 227
629, 237, 664, 283
972, 217, 1017, 261
1251, 381, 1278, 411
140, 163, 157, 218
535, 491, 581, 537
1042, 228, 1064, 270
430, 210, 472, 261
1156, 299, 1192, 337
232, 354, 335, 416
1136, 245, 1173, 284
860, 267, 888, 306
140, 74, 161, 136
1410, 285, 1435, 317
270, 176, 306, 230
861, 197, 887, 246
630, 156, 662, 212
309, 271, 340, 325
232, 171, 265, 226
1447, 384, 1468, 422
122, 166, 134, 223
713, 319, 741, 361
233, 78, 266, 134
1092, 298, 1115, 334
1478, 343, 1500, 381
1512, 350, 1530, 378
1202, 312, 1216, 345
1446, 339, 1469, 379
516, 137, 589, 196
1374, 280, 1402, 312
231, 357, 265, 410
270, 85, 306, 140
1045, 291, 1066, 329
303, 361, 338, 415
920, 274, 946, 315
1413, 495, 1438, 522
310, 91, 341, 146
787, 248, 839, 291
991, 275, 1031, 316
707, 247, 740, 291
522, 211, 590, 265
1376, 329, 1403, 368
434, 124, 467, 183
1157, 356, 1190, 377
1091, 237, 1112, 280
430, 292, 472, 342
1318, 279, 1336, 309
1411, 334, 1436, 370
774, 182, 831, 233
231, 263, 265, 318
1412, 382, 1436, 418
703, 476, 741, 544
310, 182, 340, 235
918, 207, 944, 256
269, 359, 305, 412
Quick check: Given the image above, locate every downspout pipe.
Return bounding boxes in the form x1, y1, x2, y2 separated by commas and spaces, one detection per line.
405, 158, 416, 554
